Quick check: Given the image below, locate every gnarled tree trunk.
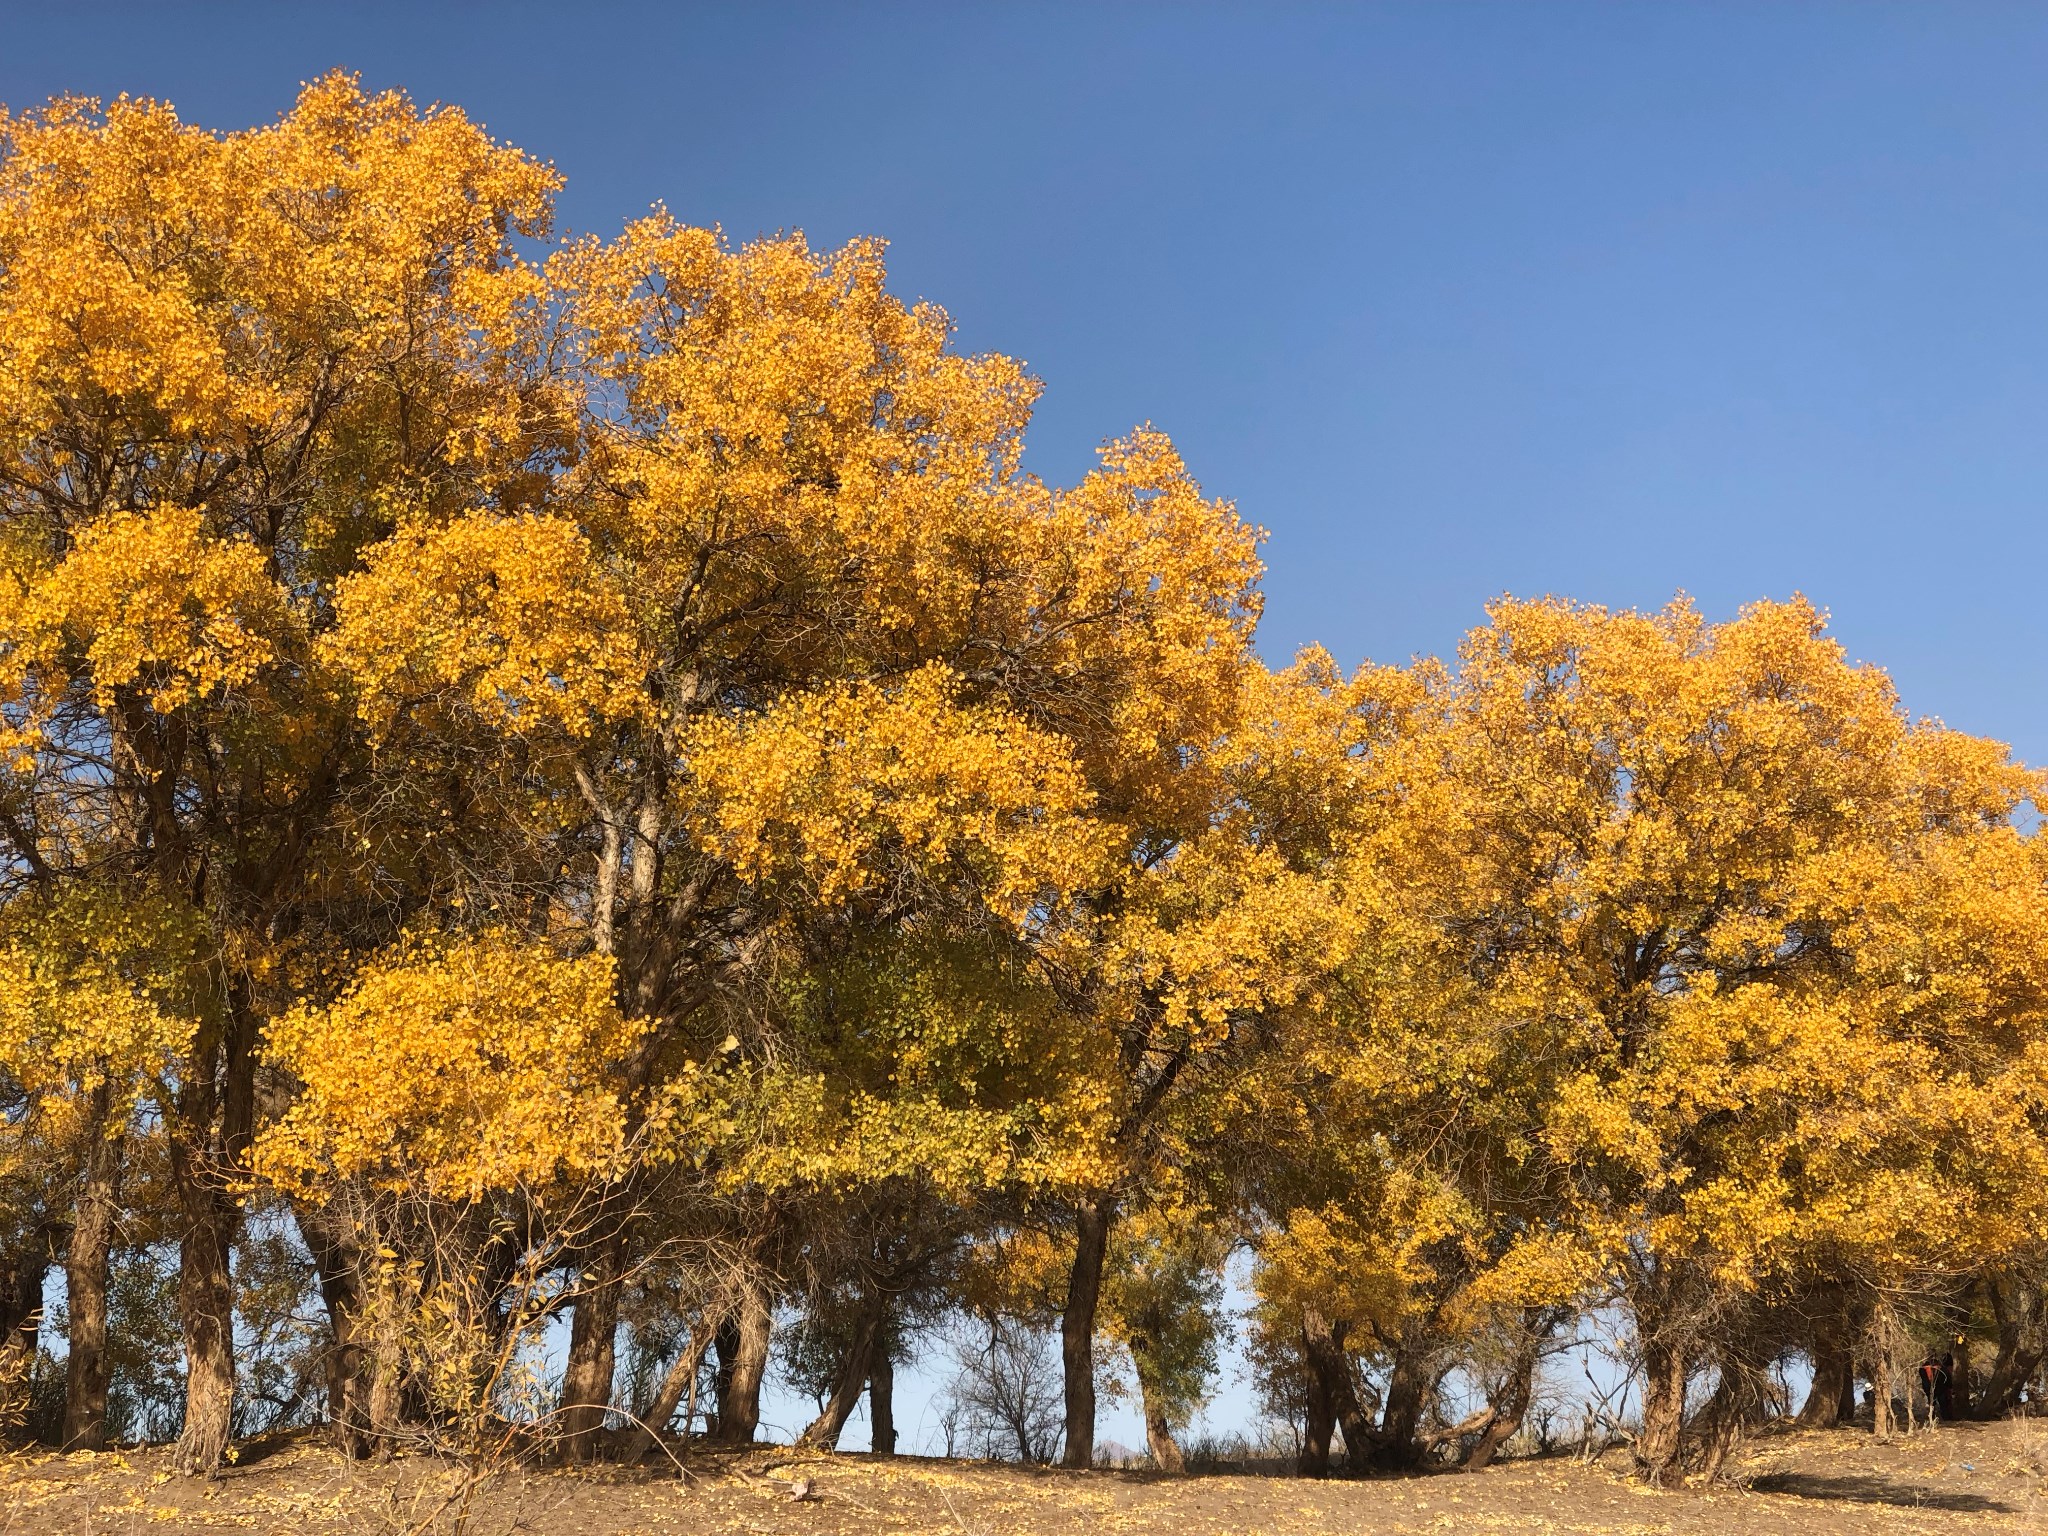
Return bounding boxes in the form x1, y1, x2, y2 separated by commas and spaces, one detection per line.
1371, 1342, 1433, 1471
295, 1196, 369, 1457
170, 991, 256, 1477
624, 1313, 718, 1462
1466, 1329, 1541, 1470
1298, 1306, 1369, 1476
1975, 1275, 2043, 1421
1693, 1354, 1773, 1482
171, 1186, 237, 1474
1797, 1290, 1857, 1429
712, 1274, 772, 1443
1636, 1333, 1689, 1482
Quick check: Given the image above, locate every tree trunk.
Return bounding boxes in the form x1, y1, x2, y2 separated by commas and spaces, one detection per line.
1942, 1287, 1975, 1419
1059, 1196, 1112, 1470
1693, 1356, 1768, 1482
171, 1188, 237, 1475
294, 1197, 368, 1457
0, 1237, 49, 1446
1869, 1306, 1903, 1440
1372, 1342, 1432, 1471
869, 1337, 896, 1456
1975, 1276, 2043, 1420
1465, 1331, 1540, 1470
170, 992, 256, 1476
1636, 1333, 1688, 1483
364, 1266, 405, 1458
623, 1314, 718, 1462
799, 1298, 882, 1449
1798, 1322, 1856, 1429
62, 1095, 123, 1452
1298, 1306, 1369, 1475
1299, 1331, 1335, 1478
560, 1230, 627, 1460
712, 1275, 772, 1443
1130, 1344, 1185, 1473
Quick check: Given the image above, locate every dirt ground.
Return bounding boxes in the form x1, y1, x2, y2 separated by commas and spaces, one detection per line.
2, 1419, 2043, 1535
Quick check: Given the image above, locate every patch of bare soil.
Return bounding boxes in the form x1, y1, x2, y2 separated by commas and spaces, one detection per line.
1, 1420, 2041, 1535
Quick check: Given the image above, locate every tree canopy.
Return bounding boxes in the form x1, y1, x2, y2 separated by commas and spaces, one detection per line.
2, 75, 2045, 1485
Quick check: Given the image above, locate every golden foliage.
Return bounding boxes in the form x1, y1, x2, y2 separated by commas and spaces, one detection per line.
255, 933, 644, 1202
684, 665, 1109, 920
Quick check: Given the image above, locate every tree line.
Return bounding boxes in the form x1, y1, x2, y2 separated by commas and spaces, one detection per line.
1, 76, 2045, 1484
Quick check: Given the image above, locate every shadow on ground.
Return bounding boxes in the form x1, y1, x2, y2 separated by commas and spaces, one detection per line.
1748, 1469, 2014, 1514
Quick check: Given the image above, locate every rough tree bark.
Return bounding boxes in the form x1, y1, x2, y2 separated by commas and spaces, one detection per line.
1299, 1334, 1336, 1478
1693, 1355, 1771, 1481
1298, 1306, 1370, 1476
1059, 1197, 1113, 1470
623, 1313, 719, 1462
62, 1088, 124, 1452
1636, 1333, 1689, 1482
712, 1275, 772, 1443
1976, 1276, 2043, 1421
294, 1197, 368, 1457
169, 990, 257, 1477
1798, 1316, 1857, 1429
168, 1138, 238, 1474
560, 1229, 628, 1460
1371, 1342, 1433, 1471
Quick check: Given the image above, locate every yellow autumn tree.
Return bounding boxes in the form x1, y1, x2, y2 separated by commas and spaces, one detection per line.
14, 71, 2048, 1489
0, 73, 564, 1470
1361, 594, 2048, 1478
312, 199, 1280, 1463
0, 883, 199, 1446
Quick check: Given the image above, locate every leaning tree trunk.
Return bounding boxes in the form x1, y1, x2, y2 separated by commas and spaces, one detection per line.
869, 1334, 897, 1456
623, 1313, 719, 1463
1693, 1355, 1771, 1482
1129, 1341, 1185, 1473
799, 1295, 883, 1449
560, 1227, 628, 1460
62, 1088, 124, 1452
1977, 1276, 2044, 1420
713, 1274, 772, 1444
1466, 1329, 1540, 1470
1059, 1196, 1112, 1470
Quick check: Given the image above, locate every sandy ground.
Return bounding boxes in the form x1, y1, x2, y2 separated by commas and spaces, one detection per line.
2, 1419, 2043, 1535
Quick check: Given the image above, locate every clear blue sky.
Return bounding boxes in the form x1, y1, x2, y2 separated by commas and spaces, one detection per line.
8, 3, 2048, 757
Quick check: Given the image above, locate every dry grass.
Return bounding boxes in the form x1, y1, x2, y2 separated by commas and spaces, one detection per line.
0, 1419, 2042, 1535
